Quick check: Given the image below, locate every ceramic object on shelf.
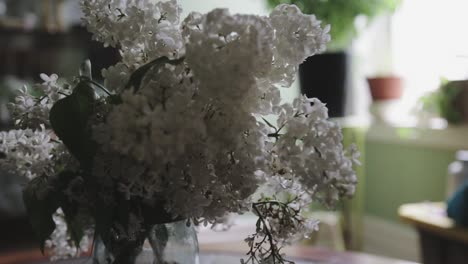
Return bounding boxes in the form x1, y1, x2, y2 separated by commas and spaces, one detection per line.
447, 150, 468, 197
368, 99, 403, 123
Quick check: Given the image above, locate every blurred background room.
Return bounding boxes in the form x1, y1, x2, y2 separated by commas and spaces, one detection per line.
2, 1, 468, 264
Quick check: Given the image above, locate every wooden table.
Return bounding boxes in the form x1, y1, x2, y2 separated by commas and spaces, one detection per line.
0, 243, 419, 264
1, 215, 418, 264
399, 202, 468, 264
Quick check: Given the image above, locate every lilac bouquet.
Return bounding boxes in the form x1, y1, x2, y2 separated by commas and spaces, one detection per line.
2, 0, 358, 263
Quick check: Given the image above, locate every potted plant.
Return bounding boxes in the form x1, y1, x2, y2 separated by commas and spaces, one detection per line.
418, 79, 468, 124
366, 12, 404, 102
267, 0, 401, 117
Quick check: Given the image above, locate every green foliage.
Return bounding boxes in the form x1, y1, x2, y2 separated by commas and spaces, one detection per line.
92, 190, 116, 250
267, 0, 401, 50
63, 212, 85, 251
49, 81, 97, 168
23, 176, 60, 253
125, 56, 185, 93
419, 79, 464, 124
106, 94, 123, 105
54, 171, 86, 249
153, 224, 169, 253
23, 171, 87, 253
45, 80, 101, 253
439, 82, 463, 124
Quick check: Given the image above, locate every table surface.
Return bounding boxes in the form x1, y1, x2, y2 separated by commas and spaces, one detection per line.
0, 246, 419, 264
14, 254, 316, 264
1, 215, 419, 264
398, 202, 468, 243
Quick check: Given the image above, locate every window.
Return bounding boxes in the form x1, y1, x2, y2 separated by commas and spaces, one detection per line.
350, 0, 468, 121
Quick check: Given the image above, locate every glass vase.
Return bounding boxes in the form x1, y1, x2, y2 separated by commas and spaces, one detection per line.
93, 220, 199, 264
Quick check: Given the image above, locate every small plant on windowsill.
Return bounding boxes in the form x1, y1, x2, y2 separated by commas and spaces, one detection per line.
418, 79, 467, 125
365, 10, 404, 103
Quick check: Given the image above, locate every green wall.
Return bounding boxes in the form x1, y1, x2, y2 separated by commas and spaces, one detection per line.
342, 127, 367, 250
365, 141, 455, 222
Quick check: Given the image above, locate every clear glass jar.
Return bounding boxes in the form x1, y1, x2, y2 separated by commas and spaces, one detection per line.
93, 220, 199, 264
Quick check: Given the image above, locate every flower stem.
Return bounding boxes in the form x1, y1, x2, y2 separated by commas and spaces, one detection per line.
81, 78, 113, 96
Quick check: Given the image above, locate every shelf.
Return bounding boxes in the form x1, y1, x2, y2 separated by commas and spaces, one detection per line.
335, 116, 468, 150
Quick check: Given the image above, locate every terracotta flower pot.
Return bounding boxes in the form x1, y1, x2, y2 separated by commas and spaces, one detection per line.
367, 76, 404, 101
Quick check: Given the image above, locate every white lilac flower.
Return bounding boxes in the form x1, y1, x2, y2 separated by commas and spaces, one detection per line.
267, 4, 330, 87
264, 96, 358, 207
8, 74, 68, 129
0, 127, 56, 179
89, 0, 353, 225
81, 0, 184, 66
101, 62, 131, 93
183, 9, 274, 93
270, 4, 330, 65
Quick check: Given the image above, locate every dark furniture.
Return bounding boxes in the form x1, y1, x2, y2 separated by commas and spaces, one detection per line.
399, 202, 468, 264
0, 26, 119, 81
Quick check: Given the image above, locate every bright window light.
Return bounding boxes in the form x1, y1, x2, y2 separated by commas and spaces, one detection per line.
392, 0, 468, 109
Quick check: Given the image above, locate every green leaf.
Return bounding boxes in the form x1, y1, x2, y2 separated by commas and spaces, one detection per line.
152, 224, 169, 250
53, 171, 84, 248
106, 94, 123, 105
73, 82, 96, 126
439, 81, 463, 124
49, 82, 97, 168
124, 56, 184, 93
92, 184, 116, 244
23, 176, 60, 253
94, 197, 115, 244
117, 197, 131, 231
62, 204, 84, 248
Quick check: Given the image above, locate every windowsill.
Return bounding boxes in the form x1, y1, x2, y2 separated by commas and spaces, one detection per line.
335, 115, 468, 150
